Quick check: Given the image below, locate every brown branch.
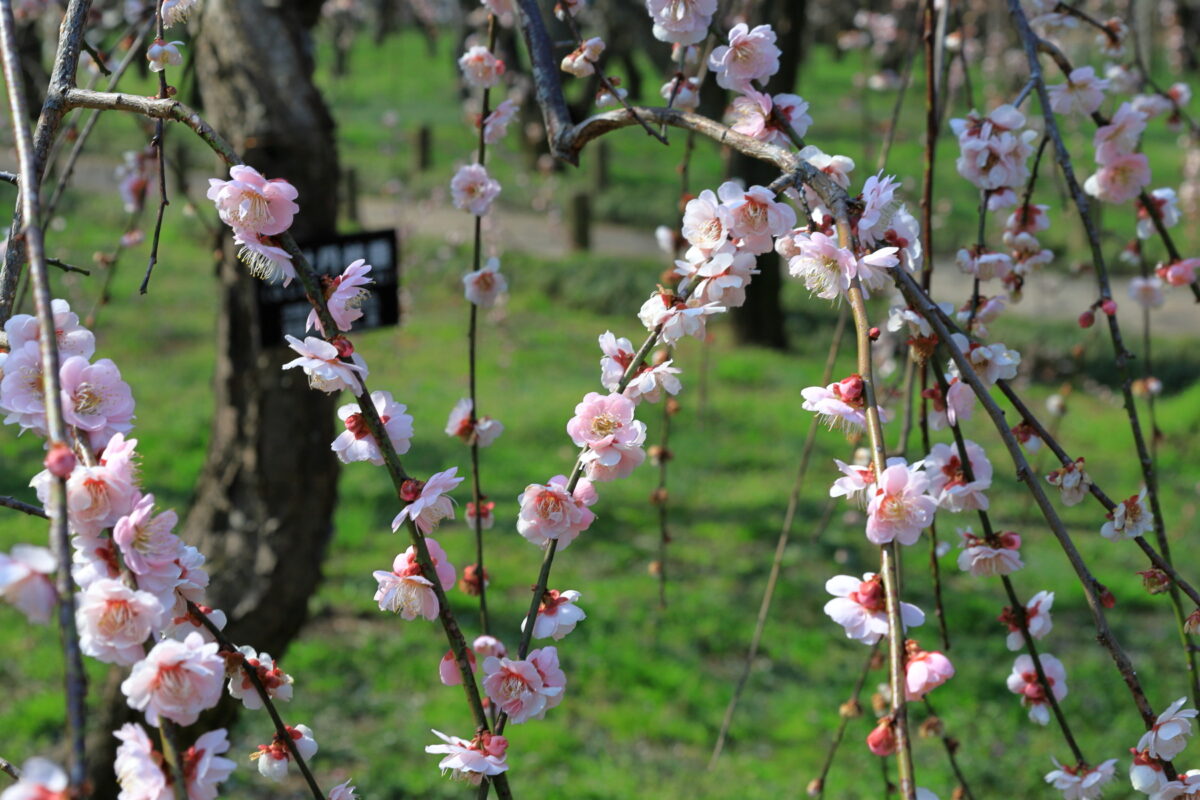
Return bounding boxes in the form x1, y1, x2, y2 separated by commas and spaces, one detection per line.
0, 0, 89, 789
0, 756, 17, 780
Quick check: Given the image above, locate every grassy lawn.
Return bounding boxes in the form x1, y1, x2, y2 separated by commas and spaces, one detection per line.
0, 18, 1198, 800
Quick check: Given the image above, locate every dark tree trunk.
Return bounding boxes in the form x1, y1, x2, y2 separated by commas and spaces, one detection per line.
86, 1, 340, 794
728, 0, 806, 350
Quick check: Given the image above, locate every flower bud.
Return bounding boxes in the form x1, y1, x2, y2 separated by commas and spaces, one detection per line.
806, 778, 823, 797
1186, 609, 1200, 635
1078, 309, 1095, 328
44, 442, 76, 479
1138, 569, 1171, 595
1101, 298, 1118, 316
866, 718, 897, 756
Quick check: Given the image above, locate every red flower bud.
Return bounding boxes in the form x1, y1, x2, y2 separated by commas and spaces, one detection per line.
1078, 310, 1095, 328
44, 442, 77, 479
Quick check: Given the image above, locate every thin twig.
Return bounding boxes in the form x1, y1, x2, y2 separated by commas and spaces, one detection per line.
0, 0, 88, 789
0, 756, 18, 781
140, 1, 171, 294
921, 697, 976, 800
0, 495, 48, 517
185, 601, 324, 800
813, 644, 879, 799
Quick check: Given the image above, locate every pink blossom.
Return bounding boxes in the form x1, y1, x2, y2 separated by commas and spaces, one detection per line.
1004, 203, 1050, 237
637, 292, 725, 344
425, 730, 509, 785
956, 247, 1012, 282
1130, 749, 1167, 794
1136, 187, 1180, 239
772, 94, 812, 141
373, 570, 438, 620
528, 646, 566, 716
3, 298, 95, 359
1044, 757, 1118, 800
0, 758, 67, 800
904, 642, 954, 700
598, 331, 636, 391
516, 474, 597, 549
680, 190, 731, 252
858, 173, 901, 241
226, 645, 294, 710
727, 90, 772, 141
463, 257, 507, 307
855, 246, 900, 297
1084, 152, 1151, 204
1003, 589, 1054, 651
715, 182, 796, 255
439, 648, 476, 686
474, 635, 507, 658
332, 390, 413, 465
950, 105, 1035, 191
866, 461, 936, 546
645, 0, 715, 45
1133, 92, 1173, 118
327, 780, 358, 800
561, 37, 604, 77
391, 468, 462, 536
113, 722, 168, 800
786, 231, 858, 300
42, 456, 137, 537
483, 655, 555, 723
949, 335, 1020, 385
924, 440, 992, 512
183, 728, 236, 800
866, 718, 896, 756
1138, 697, 1198, 760
1156, 770, 1200, 800
660, 76, 700, 109
59, 356, 135, 450
801, 374, 890, 431
281, 335, 367, 394
824, 572, 924, 644
233, 230, 295, 284
1046, 457, 1092, 506
709, 23, 780, 91
253, 725, 318, 782
798, 145, 855, 189
957, 527, 1022, 577
466, 501, 495, 531
207, 165, 298, 240
567, 392, 647, 482
829, 456, 877, 506
1093, 102, 1147, 163
482, 99, 519, 144
1158, 258, 1200, 287
0, 544, 57, 624
445, 397, 504, 447
1006, 653, 1067, 725
112, 493, 182, 580
922, 377, 975, 431
146, 39, 183, 72
450, 164, 501, 216
0, 341, 48, 434
1101, 488, 1154, 541
622, 360, 682, 404
121, 632, 225, 725
307, 259, 373, 334
458, 45, 505, 89
1047, 66, 1108, 116
523, 589, 586, 640
77, 578, 165, 665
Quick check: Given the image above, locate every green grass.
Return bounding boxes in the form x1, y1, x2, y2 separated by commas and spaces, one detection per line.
0, 17, 1199, 800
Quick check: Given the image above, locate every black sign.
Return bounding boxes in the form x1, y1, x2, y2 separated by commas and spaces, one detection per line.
257, 229, 400, 346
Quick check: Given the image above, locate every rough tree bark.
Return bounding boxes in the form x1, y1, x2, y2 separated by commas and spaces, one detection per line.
86, 1, 340, 794
728, 0, 806, 350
